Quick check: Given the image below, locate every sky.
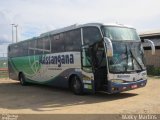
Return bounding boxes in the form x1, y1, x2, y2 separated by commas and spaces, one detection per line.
0, 0, 160, 56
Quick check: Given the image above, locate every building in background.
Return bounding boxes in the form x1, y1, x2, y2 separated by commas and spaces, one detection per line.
140, 30, 160, 75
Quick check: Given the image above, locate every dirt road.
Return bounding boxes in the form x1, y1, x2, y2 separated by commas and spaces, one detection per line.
0, 77, 159, 114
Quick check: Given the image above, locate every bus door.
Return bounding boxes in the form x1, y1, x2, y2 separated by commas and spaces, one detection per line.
81, 42, 108, 92
81, 45, 95, 93
90, 42, 108, 91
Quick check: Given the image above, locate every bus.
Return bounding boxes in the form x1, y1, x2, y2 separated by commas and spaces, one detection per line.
8, 23, 155, 94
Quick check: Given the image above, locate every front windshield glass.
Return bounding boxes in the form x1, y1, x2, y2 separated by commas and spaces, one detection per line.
108, 42, 146, 73
103, 26, 140, 41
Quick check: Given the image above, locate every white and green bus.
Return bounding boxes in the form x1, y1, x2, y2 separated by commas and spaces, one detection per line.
8, 23, 155, 94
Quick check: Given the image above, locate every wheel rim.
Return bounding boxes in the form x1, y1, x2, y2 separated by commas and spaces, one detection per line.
20, 75, 24, 84
73, 77, 81, 90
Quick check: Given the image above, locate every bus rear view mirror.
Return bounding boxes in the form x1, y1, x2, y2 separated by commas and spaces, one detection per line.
144, 39, 155, 55
104, 37, 113, 57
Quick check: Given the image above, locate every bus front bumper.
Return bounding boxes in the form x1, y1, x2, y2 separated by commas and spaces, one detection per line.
108, 79, 147, 94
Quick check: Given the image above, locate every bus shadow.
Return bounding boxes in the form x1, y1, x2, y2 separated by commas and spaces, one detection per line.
0, 81, 138, 112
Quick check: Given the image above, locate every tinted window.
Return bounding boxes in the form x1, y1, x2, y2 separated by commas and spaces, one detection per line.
50, 35, 55, 52
43, 36, 51, 54
37, 38, 43, 49
36, 38, 43, 55
83, 27, 102, 45
9, 45, 14, 57
65, 29, 81, 51
8, 46, 11, 56
28, 40, 36, 56
50, 29, 81, 53
8, 42, 29, 57
103, 26, 140, 41
12, 44, 19, 57
44, 36, 50, 50
51, 34, 65, 53
20, 42, 28, 56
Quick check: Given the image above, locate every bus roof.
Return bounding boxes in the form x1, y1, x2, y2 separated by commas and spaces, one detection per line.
9, 23, 135, 46
40, 23, 135, 37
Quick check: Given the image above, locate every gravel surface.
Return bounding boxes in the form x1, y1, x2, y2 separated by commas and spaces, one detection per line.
0, 77, 159, 114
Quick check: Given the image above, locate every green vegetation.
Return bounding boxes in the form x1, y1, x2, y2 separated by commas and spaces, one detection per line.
0, 59, 8, 68
147, 65, 160, 76
0, 58, 8, 78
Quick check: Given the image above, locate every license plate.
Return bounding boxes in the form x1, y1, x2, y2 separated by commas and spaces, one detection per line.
131, 84, 137, 89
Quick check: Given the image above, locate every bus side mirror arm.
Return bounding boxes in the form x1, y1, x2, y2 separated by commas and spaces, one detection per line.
144, 39, 155, 55
104, 37, 113, 57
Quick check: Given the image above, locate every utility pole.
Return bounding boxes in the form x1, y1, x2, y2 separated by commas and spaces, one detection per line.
11, 24, 15, 43
14, 24, 18, 43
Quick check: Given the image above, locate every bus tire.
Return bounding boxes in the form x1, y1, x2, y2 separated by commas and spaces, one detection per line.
19, 73, 27, 86
71, 76, 83, 95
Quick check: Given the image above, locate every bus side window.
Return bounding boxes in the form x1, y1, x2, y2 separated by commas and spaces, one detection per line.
50, 35, 54, 53
51, 34, 65, 53
59, 33, 65, 52
65, 29, 81, 51
43, 36, 50, 54
8, 46, 12, 57
35, 38, 43, 55
82, 48, 92, 73
83, 27, 102, 45
28, 40, 36, 56
82, 48, 91, 66
21, 42, 28, 56
13, 45, 19, 57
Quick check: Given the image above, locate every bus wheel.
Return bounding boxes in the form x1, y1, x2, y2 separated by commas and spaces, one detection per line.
71, 76, 83, 95
19, 73, 27, 86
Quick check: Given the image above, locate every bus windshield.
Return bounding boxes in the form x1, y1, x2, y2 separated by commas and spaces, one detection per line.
108, 42, 146, 73
102, 26, 140, 41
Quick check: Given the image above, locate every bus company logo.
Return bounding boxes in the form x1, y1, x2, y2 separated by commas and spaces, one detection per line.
117, 75, 130, 78
39, 54, 74, 67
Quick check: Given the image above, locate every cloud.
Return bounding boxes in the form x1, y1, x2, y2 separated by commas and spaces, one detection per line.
0, 11, 11, 43
0, 0, 160, 53
0, 35, 11, 44
0, 44, 8, 57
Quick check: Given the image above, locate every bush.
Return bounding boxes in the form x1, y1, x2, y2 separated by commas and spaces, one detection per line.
147, 65, 160, 76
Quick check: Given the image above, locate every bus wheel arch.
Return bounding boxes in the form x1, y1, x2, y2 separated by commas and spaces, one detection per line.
68, 74, 83, 95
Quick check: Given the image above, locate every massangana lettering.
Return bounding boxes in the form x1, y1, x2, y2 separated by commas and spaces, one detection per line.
39, 54, 74, 67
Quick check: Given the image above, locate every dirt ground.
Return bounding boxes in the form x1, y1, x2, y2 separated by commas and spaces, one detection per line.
0, 77, 159, 114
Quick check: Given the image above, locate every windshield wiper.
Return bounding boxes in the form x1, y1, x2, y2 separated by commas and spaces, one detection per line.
129, 48, 143, 71
125, 44, 129, 72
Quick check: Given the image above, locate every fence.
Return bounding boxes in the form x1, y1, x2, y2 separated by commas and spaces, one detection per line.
0, 68, 8, 78
144, 49, 160, 75
0, 53, 8, 78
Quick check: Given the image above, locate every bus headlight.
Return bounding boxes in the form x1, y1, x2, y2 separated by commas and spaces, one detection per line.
111, 79, 125, 83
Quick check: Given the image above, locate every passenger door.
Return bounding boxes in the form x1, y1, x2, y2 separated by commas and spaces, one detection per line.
81, 26, 103, 92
